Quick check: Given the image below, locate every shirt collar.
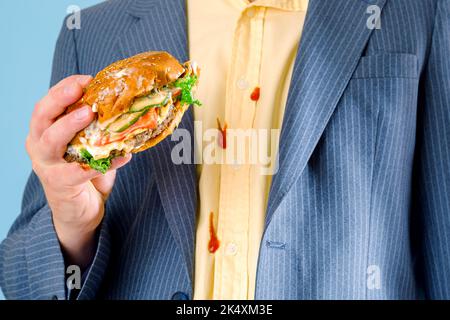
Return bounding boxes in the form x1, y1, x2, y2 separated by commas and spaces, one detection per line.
232, 0, 308, 11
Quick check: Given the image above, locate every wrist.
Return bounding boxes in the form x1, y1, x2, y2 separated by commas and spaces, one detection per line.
53, 215, 100, 269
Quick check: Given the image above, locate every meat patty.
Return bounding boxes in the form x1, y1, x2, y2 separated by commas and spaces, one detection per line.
125, 105, 176, 150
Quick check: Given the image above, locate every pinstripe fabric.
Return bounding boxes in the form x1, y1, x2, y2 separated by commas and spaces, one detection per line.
1, 0, 449, 300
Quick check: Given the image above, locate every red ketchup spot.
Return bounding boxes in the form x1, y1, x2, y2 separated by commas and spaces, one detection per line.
250, 86, 260, 102
208, 212, 220, 254
216, 118, 227, 149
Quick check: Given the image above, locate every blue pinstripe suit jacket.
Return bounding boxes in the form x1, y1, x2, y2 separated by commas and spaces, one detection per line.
1, 0, 450, 300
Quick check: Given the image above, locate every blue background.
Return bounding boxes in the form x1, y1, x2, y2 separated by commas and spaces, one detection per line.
0, 0, 102, 300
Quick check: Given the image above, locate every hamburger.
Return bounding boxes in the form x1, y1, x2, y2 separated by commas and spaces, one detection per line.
64, 51, 201, 173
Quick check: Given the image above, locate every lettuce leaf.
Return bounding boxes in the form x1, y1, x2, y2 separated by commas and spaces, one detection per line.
80, 149, 112, 174
174, 75, 202, 107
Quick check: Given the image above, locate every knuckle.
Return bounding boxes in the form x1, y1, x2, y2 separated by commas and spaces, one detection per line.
25, 135, 30, 150
25, 135, 33, 155
41, 131, 52, 145
51, 85, 65, 100
60, 114, 78, 133
67, 111, 91, 130
60, 75, 78, 88
33, 101, 43, 118
52, 83, 73, 101
65, 75, 80, 83
30, 161, 37, 172
40, 130, 54, 146
33, 100, 41, 112
41, 168, 58, 187
33, 97, 53, 120
52, 75, 77, 92
41, 171, 52, 186
31, 161, 42, 177
48, 85, 59, 96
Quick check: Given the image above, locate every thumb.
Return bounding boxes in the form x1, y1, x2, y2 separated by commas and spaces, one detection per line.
91, 154, 132, 198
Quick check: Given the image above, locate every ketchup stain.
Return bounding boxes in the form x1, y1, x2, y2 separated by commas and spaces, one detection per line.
216, 118, 227, 149
250, 86, 260, 102
208, 211, 220, 254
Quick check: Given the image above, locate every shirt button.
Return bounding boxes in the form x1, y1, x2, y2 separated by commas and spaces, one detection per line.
225, 243, 238, 256
171, 292, 190, 300
231, 160, 242, 170
236, 77, 249, 90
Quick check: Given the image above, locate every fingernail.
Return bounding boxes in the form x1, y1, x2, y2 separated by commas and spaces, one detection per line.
77, 75, 93, 86
75, 106, 90, 120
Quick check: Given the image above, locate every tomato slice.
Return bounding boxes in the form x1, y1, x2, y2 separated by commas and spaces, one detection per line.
94, 109, 158, 146
133, 108, 158, 130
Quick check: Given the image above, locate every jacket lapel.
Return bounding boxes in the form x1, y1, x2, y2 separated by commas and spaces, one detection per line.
265, 0, 388, 227
117, 0, 197, 286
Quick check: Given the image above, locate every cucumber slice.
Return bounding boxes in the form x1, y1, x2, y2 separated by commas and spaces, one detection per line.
107, 111, 145, 133
129, 92, 170, 112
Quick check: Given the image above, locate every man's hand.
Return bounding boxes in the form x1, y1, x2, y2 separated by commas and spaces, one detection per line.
26, 75, 132, 269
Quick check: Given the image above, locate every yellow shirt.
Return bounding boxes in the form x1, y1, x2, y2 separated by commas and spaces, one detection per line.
188, 0, 309, 300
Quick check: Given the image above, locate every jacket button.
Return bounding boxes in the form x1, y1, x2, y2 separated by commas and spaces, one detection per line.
171, 292, 189, 300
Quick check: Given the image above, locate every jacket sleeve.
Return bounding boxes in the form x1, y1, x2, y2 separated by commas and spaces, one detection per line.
412, 0, 450, 300
0, 18, 111, 300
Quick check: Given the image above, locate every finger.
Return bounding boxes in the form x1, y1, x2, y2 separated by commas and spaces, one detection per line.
91, 154, 132, 198
39, 106, 94, 161
39, 153, 130, 191
53, 162, 104, 187
37, 161, 103, 191
91, 170, 116, 199
30, 75, 92, 140
51, 75, 93, 92
110, 154, 133, 170
31, 77, 89, 139
65, 154, 131, 189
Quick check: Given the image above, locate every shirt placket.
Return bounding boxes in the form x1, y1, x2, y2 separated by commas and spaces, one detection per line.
214, 5, 266, 300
